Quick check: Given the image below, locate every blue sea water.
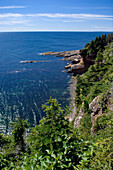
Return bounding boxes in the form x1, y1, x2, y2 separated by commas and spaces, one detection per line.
0, 32, 109, 133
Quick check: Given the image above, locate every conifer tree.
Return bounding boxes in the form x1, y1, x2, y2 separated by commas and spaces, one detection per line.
11, 117, 29, 152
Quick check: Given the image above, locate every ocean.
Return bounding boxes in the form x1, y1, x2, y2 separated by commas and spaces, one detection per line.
0, 32, 109, 133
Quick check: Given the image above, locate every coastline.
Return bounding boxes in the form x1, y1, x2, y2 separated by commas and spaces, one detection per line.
42, 49, 78, 121
42, 49, 87, 75
42, 49, 81, 121
70, 77, 77, 120
66, 76, 77, 121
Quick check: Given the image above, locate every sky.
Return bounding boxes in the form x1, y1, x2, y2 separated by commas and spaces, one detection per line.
0, 0, 113, 32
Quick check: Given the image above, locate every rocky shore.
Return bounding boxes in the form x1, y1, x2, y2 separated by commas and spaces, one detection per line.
42, 49, 97, 122
42, 50, 84, 120
42, 49, 90, 75
20, 49, 92, 75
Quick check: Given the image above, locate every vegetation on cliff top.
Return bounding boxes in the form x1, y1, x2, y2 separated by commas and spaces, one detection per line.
0, 33, 113, 169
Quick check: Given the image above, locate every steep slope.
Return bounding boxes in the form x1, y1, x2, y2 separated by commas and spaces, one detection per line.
74, 34, 113, 135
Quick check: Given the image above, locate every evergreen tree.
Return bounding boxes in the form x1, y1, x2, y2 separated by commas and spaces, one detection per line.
11, 117, 29, 152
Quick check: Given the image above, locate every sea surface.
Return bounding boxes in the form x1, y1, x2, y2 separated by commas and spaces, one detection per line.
0, 32, 109, 133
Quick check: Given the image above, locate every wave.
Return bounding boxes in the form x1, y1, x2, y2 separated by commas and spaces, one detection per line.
9, 70, 21, 74
37, 53, 43, 55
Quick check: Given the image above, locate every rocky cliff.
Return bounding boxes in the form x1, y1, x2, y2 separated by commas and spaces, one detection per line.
42, 49, 93, 75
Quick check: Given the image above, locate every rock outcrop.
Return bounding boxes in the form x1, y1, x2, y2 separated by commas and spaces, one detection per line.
42, 49, 90, 75
65, 57, 88, 74
74, 108, 84, 128
89, 96, 102, 135
73, 95, 103, 132
42, 46, 102, 77
42, 50, 80, 59
41, 52, 60, 56
20, 60, 49, 63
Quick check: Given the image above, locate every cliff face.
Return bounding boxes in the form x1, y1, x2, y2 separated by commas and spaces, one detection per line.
74, 95, 103, 134
74, 84, 113, 135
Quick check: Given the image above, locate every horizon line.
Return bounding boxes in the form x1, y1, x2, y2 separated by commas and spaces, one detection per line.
0, 30, 112, 33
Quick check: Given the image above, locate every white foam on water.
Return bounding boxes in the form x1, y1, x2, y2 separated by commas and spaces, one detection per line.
37, 53, 43, 55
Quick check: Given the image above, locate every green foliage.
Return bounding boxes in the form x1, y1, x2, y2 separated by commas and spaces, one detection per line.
11, 117, 29, 152
77, 34, 113, 109
103, 42, 113, 63
0, 133, 10, 146
95, 49, 103, 64
107, 33, 113, 43
74, 34, 113, 169
78, 113, 92, 138
77, 138, 113, 169
28, 98, 79, 169
99, 90, 110, 110
75, 41, 113, 110
87, 39, 95, 54
80, 33, 112, 61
